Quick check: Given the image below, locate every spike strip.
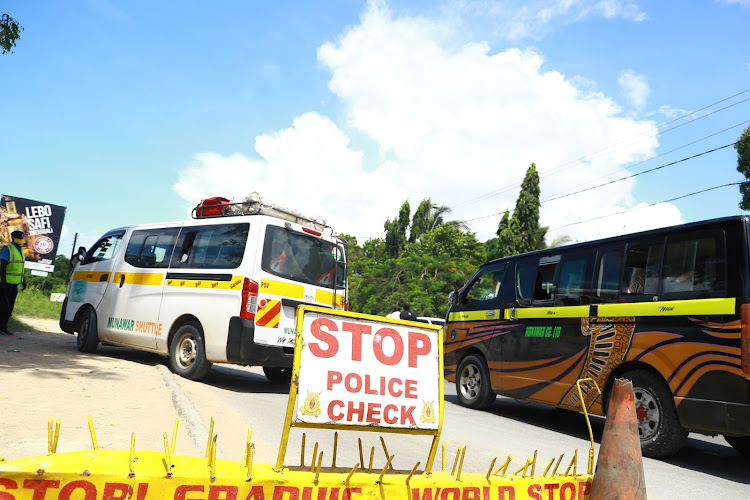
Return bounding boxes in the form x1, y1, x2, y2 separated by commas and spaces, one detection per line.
88, 416, 98, 451
205, 418, 214, 459
406, 461, 421, 486
565, 449, 578, 477
378, 455, 394, 483
171, 419, 179, 456
367, 447, 375, 473
310, 442, 318, 473
551, 454, 564, 476
0, 451, 594, 499
456, 447, 466, 481
300, 433, 306, 467
450, 446, 461, 476
493, 455, 512, 476
332, 432, 338, 468
486, 458, 497, 483
314, 452, 323, 485
246, 444, 255, 482
163, 433, 172, 477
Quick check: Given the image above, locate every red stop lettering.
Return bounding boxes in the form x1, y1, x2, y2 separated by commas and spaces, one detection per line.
308, 318, 339, 358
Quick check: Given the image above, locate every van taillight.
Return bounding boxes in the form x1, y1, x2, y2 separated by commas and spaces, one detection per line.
741, 304, 750, 375
241, 278, 259, 321
345, 299, 350, 311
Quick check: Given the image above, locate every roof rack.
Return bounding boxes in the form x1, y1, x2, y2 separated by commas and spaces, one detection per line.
191, 196, 334, 237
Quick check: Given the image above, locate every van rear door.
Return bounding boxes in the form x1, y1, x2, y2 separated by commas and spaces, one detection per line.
254, 220, 346, 349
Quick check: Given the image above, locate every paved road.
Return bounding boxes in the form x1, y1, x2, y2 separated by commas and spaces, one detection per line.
185, 363, 750, 500
4, 319, 749, 499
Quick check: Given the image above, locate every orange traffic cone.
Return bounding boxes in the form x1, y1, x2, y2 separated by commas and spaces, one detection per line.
590, 378, 647, 500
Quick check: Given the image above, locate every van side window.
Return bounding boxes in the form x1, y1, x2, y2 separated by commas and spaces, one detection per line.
461, 265, 505, 307
170, 223, 249, 269
125, 228, 180, 268
622, 239, 663, 298
661, 233, 726, 296
594, 247, 624, 301
555, 253, 591, 304
516, 260, 538, 303
82, 233, 123, 265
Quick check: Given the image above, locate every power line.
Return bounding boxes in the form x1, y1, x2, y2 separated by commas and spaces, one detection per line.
549, 182, 748, 232
450, 87, 750, 211
542, 142, 738, 204
541, 119, 750, 201
459, 140, 739, 224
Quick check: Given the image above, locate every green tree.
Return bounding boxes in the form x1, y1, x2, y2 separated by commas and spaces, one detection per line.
489, 163, 547, 259
1, 13, 23, 54
384, 200, 410, 258
736, 124, 750, 210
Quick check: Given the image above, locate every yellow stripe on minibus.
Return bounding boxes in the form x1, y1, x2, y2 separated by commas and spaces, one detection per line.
504, 305, 590, 319
597, 298, 735, 317
72, 271, 110, 283
315, 289, 345, 308
260, 279, 304, 299
448, 310, 501, 322
166, 276, 244, 290
113, 272, 164, 286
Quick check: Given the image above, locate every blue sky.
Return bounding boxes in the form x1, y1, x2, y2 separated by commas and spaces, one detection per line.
2, 0, 749, 261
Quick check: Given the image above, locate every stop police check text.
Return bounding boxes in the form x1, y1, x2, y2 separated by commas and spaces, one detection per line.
304, 317, 435, 427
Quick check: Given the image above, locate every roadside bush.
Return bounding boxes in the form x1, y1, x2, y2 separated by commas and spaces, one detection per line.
12, 288, 63, 319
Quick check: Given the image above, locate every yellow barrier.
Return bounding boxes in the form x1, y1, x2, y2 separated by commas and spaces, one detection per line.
1, 449, 593, 500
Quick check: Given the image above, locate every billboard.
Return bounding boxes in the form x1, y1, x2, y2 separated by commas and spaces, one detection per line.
0, 194, 67, 273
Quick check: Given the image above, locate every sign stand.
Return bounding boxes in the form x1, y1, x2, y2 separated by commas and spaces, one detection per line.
275, 306, 444, 472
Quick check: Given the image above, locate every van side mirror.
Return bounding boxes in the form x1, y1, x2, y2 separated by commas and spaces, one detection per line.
75, 246, 87, 262
448, 290, 457, 306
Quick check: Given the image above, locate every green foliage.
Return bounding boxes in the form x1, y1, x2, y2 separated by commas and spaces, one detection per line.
1, 13, 23, 54
13, 288, 64, 319
490, 163, 548, 259
23, 255, 74, 294
736, 124, 750, 210
347, 222, 485, 318
384, 201, 410, 258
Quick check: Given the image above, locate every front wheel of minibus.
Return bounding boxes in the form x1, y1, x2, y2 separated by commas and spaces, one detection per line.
170, 322, 212, 380
620, 370, 688, 458
456, 354, 496, 409
76, 307, 99, 354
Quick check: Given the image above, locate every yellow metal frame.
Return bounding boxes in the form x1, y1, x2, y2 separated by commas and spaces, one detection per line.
276, 306, 444, 472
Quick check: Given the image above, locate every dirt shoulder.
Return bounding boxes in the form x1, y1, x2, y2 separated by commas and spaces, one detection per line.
0, 317, 202, 461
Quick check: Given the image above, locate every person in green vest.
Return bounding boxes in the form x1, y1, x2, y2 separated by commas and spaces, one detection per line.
1, 230, 27, 335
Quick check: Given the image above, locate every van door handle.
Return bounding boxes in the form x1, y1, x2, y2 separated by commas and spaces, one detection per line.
99, 274, 108, 282
119, 274, 125, 288
486, 310, 495, 316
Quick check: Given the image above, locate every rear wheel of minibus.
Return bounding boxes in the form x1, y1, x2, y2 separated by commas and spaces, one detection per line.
620, 370, 688, 458
169, 321, 212, 380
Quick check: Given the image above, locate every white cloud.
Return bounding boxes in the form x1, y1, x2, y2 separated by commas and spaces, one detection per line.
174, 1, 682, 246
716, 0, 750, 8
444, 0, 646, 41
618, 70, 650, 112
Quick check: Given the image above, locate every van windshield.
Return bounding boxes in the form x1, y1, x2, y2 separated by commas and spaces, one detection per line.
261, 226, 346, 289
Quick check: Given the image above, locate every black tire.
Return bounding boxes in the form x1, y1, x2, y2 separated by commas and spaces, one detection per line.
724, 435, 750, 457
263, 366, 292, 384
76, 307, 99, 353
620, 370, 688, 458
169, 322, 212, 380
456, 354, 496, 409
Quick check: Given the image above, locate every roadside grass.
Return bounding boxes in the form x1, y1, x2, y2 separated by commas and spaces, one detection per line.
11, 288, 63, 320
